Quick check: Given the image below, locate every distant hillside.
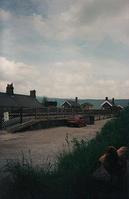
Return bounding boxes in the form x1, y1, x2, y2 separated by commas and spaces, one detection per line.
37, 97, 129, 109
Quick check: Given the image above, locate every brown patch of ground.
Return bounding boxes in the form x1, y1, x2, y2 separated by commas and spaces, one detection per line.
0, 119, 110, 168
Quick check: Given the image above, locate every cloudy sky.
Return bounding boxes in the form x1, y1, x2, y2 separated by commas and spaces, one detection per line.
0, 0, 129, 99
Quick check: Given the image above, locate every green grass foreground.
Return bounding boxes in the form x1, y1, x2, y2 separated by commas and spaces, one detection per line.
1, 107, 129, 199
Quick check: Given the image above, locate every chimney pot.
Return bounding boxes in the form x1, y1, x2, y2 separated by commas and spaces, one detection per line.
30, 90, 36, 98
75, 97, 78, 104
6, 83, 14, 95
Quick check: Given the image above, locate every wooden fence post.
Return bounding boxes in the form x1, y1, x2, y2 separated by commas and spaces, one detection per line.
35, 108, 37, 120
20, 108, 23, 124
0, 111, 3, 130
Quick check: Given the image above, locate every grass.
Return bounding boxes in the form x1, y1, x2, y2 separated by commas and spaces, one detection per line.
1, 107, 129, 199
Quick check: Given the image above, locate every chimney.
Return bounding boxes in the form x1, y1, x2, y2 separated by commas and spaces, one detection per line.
75, 97, 78, 104
105, 97, 108, 101
112, 98, 115, 105
30, 90, 36, 98
6, 83, 14, 95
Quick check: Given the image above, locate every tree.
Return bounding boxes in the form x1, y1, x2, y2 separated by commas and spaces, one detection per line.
42, 96, 48, 107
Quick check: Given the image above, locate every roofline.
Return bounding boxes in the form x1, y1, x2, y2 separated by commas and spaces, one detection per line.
0, 91, 37, 98
100, 100, 113, 107
62, 100, 81, 106
117, 105, 124, 108
62, 100, 72, 106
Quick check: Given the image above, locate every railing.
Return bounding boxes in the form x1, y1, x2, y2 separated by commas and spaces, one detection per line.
0, 107, 120, 130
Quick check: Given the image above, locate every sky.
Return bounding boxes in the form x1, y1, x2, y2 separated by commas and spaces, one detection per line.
0, 0, 129, 99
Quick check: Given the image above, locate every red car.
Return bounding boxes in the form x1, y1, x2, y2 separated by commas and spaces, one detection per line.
67, 115, 87, 127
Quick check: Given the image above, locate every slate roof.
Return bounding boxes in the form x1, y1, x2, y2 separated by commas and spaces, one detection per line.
0, 92, 17, 107
0, 92, 42, 108
62, 100, 80, 107
100, 100, 113, 107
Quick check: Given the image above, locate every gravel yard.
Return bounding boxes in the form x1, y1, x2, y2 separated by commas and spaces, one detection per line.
0, 119, 110, 168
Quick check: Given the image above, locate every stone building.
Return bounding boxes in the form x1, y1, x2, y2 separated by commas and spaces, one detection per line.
0, 83, 42, 111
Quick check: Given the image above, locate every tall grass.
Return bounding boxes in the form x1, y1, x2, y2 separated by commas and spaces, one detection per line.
2, 107, 129, 199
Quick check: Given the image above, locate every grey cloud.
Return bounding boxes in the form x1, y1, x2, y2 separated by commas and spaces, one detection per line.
76, 0, 129, 24
0, 0, 48, 17
0, 0, 75, 17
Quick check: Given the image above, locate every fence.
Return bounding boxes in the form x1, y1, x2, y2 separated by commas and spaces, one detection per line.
0, 107, 120, 130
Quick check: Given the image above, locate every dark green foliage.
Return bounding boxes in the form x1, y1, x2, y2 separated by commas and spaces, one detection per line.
2, 107, 129, 199
57, 107, 129, 175
3, 155, 56, 199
